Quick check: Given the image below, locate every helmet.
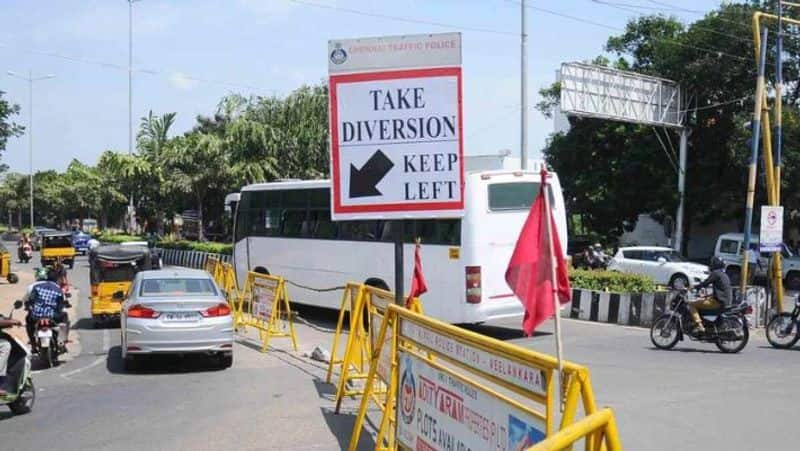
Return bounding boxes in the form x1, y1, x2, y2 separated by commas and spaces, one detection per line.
709, 256, 725, 270
35, 267, 48, 281
594, 243, 602, 249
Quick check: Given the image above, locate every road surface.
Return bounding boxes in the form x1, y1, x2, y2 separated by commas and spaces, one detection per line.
2, 244, 799, 450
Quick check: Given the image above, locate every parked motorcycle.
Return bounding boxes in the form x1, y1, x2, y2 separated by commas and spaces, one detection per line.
0, 300, 35, 415
650, 288, 752, 353
766, 295, 800, 349
32, 301, 71, 368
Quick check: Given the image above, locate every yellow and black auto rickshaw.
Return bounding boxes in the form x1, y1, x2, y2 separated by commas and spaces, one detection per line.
0, 242, 19, 284
40, 231, 76, 269
89, 245, 153, 324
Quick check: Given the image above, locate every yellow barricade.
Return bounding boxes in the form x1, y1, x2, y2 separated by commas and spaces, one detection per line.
204, 256, 220, 278
349, 304, 613, 451
235, 271, 298, 353
527, 408, 621, 451
326, 283, 369, 386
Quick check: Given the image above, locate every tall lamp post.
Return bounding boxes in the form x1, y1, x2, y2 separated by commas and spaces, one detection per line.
7, 70, 55, 228
127, 0, 141, 232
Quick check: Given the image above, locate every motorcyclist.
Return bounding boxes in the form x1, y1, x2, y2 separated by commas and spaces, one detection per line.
24, 268, 68, 352
0, 316, 23, 396
17, 233, 31, 263
591, 243, 608, 269
688, 256, 732, 333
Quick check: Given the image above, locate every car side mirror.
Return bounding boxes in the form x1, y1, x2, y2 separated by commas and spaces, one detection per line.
112, 291, 125, 300
657, 257, 667, 264
13, 300, 23, 309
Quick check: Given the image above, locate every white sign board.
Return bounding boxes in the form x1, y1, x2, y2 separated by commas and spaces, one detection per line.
328, 33, 462, 74
328, 33, 464, 220
252, 280, 278, 321
396, 353, 546, 451
760, 206, 784, 253
400, 320, 548, 397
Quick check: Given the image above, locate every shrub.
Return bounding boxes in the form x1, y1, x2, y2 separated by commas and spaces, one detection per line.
158, 240, 232, 255
97, 232, 232, 255
569, 269, 656, 294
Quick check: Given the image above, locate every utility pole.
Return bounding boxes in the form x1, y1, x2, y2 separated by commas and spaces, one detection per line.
128, 0, 140, 233
7, 71, 55, 228
520, 0, 528, 170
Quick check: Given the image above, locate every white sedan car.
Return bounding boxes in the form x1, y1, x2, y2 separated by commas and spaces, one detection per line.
608, 246, 710, 289
120, 269, 234, 371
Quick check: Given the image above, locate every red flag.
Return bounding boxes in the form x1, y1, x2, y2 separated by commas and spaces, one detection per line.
505, 170, 571, 336
406, 241, 428, 308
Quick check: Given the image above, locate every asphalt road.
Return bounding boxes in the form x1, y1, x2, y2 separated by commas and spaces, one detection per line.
0, 248, 372, 451
2, 245, 799, 450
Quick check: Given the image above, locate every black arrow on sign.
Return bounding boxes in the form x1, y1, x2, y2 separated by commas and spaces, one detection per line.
349, 149, 394, 198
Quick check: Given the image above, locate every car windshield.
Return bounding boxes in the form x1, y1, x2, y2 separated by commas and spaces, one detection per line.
653, 250, 685, 262
139, 278, 217, 297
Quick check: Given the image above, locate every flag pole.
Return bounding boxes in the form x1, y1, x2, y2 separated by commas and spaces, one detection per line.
542, 170, 564, 408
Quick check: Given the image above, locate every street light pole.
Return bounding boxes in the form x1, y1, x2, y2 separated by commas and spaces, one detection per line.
520, 0, 528, 170
7, 70, 55, 229
128, 0, 140, 233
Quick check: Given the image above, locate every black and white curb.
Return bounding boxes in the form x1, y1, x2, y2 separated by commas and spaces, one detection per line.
563, 287, 767, 328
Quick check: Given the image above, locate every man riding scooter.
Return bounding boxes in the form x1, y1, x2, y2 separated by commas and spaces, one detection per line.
24, 268, 69, 354
688, 256, 733, 334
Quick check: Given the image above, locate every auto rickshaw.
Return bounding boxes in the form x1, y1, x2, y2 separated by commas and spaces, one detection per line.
89, 245, 153, 325
0, 243, 19, 284
40, 231, 76, 269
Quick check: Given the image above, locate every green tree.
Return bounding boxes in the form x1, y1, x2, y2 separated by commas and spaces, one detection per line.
0, 90, 24, 158
537, 2, 797, 248
162, 132, 231, 241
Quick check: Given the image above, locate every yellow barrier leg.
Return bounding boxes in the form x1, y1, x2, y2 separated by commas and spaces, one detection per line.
326, 287, 352, 384
283, 283, 298, 351
347, 309, 392, 451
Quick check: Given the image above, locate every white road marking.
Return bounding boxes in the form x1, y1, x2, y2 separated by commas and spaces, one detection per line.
60, 356, 106, 379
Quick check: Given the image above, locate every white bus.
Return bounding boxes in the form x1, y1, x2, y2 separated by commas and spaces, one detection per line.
232, 165, 567, 323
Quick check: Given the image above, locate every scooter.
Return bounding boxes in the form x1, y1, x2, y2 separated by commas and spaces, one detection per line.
0, 300, 35, 415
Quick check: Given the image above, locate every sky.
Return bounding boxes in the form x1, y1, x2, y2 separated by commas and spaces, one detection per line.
0, 0, 726, 174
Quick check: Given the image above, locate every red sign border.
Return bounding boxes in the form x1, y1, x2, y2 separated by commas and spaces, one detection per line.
329, 67, 464, 215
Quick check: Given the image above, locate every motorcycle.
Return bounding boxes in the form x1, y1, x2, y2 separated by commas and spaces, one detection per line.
18, 243, 32, 264
650, 288, 752, 353
32, 301, 71, 369
0, 300, 35, 415
765, 294, 800, 349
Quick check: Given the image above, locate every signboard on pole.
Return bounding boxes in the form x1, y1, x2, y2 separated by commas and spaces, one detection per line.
328, 33, 464, 220
760, 206, 784, 252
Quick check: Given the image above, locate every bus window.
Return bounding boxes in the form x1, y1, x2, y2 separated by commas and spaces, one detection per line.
488, 182, 547, 211
264, 208, 281, 236
281, 210, 306, 237
308, 189, 329, 208
439, 219, 461, 245
283, 189, 308, 209
339, 221, 377, 241
310, 210, 336, 239
416, 220, 438, 243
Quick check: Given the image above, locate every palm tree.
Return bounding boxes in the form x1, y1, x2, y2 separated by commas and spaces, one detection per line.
137, 110, 177, 160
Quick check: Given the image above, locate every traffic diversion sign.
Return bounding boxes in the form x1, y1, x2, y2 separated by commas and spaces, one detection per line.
328, 34, 464, 220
